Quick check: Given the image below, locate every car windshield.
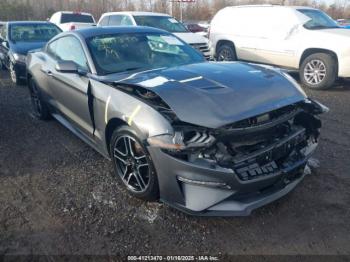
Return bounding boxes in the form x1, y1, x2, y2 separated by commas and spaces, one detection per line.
61, 13, 94, 23
10, 24, 61, 42
133, 16, 188, 33
298, 9, 339, 29
87, 32, 205, 75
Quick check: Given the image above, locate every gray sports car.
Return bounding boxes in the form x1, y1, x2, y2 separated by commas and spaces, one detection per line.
26, 26, 327, 216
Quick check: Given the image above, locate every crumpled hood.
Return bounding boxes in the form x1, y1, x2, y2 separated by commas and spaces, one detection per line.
105, 62, 306, 128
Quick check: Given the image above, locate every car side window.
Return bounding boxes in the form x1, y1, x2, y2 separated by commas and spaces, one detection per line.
46, 40, 58, 58
55, 36, 88, 70
108, 15, 133, 26
99, 16, 110, 26
120, 16, 133, 26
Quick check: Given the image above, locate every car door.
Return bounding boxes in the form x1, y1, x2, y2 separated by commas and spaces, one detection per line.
227, 8, 262, 62
253, 8, 300, 68
46, 35, 94, 138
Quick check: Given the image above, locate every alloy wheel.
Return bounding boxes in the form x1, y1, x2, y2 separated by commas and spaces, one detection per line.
304, 59, 327, 85
113, 135, 150, 193
218, 47, 234, 61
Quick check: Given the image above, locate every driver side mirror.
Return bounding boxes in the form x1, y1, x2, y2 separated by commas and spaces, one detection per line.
55, 60, 83, 74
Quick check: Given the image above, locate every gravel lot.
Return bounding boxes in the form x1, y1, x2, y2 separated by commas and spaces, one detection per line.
0, 69, 350, 259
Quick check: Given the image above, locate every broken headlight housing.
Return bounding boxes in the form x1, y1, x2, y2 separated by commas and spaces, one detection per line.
147, 127, 216, 152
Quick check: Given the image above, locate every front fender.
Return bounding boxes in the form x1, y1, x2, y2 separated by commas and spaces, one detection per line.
90, 79, 174, 150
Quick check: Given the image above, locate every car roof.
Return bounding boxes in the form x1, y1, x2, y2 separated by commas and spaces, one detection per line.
101, 11, 170, 17
7, 21, 54, 25
53, 11, 93, 16
69, 26, 169, 39
226, 5, 317, 10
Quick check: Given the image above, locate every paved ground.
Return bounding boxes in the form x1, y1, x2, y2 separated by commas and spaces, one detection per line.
0, 70, 350, 259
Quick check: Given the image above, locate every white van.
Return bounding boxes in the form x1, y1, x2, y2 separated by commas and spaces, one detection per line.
210, 5, 350, 89
97, 12, 211, 59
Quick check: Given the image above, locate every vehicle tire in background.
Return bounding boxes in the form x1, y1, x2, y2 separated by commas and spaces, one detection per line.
216, 43, 237, 61
300, 53, 337, 90
110, 126, 159, 201
29, 79, 51, 120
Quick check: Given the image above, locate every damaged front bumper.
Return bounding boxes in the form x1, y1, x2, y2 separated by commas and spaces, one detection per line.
148, 138, 315, 216
147, 100, 325, 216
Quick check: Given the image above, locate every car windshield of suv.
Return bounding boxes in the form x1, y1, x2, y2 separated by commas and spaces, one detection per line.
61, 13, 94, 23
298, 9, 339, 29
87, 32, 204, 75
10, 24, 61, 42
133, 16, 188, 33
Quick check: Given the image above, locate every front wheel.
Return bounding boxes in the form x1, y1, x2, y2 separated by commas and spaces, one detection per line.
110, 126, 159, 201
299, 53, 337, 90
216, 43, 237, 61
29, 79, 51, 120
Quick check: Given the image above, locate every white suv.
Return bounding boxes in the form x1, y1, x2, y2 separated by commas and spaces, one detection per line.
49, 11, 96, 31
97, 12, 211, 59
210, 5, 350, 89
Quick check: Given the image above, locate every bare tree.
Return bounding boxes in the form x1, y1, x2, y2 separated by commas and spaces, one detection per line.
1, 0, 349, 22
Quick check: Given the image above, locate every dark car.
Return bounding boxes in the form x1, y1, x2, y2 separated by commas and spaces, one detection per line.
0, 21, 61, 84
185, 23, 207, 35
26, 26, 326, 216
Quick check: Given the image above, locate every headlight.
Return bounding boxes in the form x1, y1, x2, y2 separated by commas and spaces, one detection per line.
147, 128, 215, 151
303, 98, 330, 114
12, 53, 27, 63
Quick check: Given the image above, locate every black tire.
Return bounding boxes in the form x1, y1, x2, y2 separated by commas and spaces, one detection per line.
28, 78, 51, 120
216, 43, 237, 61
0, 59, 5, 70
110, 125, 159, 201
299, 53, 337, 90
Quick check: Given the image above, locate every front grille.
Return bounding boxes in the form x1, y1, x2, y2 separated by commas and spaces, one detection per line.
190, 43, 210, 59
233, 128, 307, 181
227, 104, 298, 130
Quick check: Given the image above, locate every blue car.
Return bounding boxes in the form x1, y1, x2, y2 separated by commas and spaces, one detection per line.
0, 21, 61, 84
336, 19, 350, 29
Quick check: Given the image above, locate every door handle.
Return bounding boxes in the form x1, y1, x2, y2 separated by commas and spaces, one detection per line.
41, 68, 53, 76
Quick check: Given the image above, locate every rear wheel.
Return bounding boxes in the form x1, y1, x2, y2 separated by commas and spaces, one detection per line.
299, 53, 337, 90
29, 79, 50, 120
216, 43, 237, 61
110, 126, 159, 201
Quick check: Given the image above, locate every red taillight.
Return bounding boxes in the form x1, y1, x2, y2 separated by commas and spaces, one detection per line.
69, 24, 76, 30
